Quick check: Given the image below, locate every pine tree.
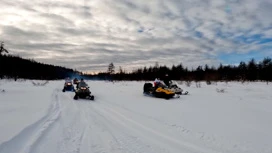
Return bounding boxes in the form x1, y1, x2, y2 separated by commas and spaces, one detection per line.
108, 62, 115, 74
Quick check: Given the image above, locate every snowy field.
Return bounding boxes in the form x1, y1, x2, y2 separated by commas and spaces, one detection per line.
0, 79, 272, 153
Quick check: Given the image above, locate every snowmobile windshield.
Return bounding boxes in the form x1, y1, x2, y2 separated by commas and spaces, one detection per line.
170, 80, 175, 85
78, 82, 88, 88
65, 80, 72, 84
65, 79, 72, 83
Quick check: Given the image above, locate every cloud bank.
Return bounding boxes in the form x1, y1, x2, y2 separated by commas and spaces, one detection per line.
1, 0, 272, 72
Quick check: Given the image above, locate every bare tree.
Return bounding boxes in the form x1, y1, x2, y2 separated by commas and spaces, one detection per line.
119, 66, 123, 74
0, 42, 9, 55
195, 81, 201, 88
155, 62, 159, 68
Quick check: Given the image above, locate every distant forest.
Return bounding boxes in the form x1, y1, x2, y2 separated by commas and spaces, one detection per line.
90, 58, 272, 82
1, 53, 272, 82
0, 54, 79, 80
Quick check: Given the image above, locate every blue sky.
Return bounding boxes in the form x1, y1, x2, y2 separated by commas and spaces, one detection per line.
217, 30, 272, 64
0, 0, 272, 72
218, 50, 271, 65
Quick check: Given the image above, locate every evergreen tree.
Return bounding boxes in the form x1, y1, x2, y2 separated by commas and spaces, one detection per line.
247, 58, 258, 81
108, 62, 115, 74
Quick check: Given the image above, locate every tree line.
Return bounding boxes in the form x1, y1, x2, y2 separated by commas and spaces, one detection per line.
0, 54, 79, 80
1, 49, 272, 82
88, 58, 272, 82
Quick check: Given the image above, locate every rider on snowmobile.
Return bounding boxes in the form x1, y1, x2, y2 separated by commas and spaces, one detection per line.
63, 77, 74, 92
74, 78, 94, 100
154, 78, 167, 89
154, 78, 161, 88
76, 78, 87, 89
65, 77, 72, 83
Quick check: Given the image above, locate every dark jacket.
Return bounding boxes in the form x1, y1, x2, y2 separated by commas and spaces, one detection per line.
163, 76, 171, 87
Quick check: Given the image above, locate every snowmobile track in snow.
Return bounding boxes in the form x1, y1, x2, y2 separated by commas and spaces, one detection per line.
0, 89, 61, 153
91, 98, 222, 153
1, 81, 271, 153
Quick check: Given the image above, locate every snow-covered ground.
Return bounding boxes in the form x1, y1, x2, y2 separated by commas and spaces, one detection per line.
0, 79, 271, 153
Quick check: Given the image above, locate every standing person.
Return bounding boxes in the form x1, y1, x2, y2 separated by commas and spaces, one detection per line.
163, 74, 172, 87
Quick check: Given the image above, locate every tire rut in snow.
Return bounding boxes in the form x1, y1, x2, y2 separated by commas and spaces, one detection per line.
31, 89, 90, 153
91, 99, 222, 153
86, 103, 171, 153
0, 89, 61, 153
103, 100, 229, 153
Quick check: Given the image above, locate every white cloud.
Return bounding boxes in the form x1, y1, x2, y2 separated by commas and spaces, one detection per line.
0, 0, 271, 72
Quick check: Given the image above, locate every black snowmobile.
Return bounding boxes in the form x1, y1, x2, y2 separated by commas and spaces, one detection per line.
143, 82, 176, 99
74, 82, 94, 100
62, 81, 75, 92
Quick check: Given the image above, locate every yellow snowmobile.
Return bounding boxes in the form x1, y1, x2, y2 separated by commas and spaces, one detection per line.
143, 83, 176, 99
